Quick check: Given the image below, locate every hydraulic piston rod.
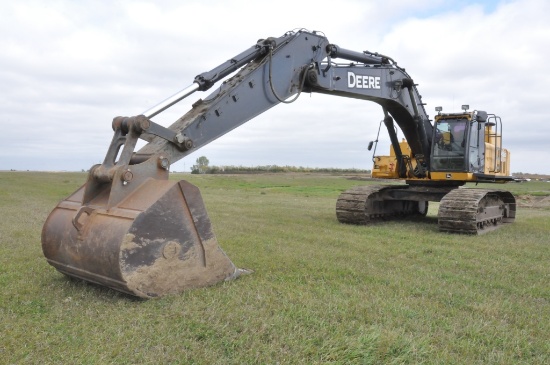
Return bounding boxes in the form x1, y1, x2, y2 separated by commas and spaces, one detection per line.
143, 82, 200, 118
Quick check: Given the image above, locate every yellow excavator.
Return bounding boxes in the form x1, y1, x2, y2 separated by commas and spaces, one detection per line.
338, 106, 514, 233
42, 29, 515, 298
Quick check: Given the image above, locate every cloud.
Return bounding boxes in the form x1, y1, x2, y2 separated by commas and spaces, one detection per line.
375, 0, 550, 173
1, 0, 549, 173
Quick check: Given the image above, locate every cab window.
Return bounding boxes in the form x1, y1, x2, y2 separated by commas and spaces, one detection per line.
432, 119, 468, 171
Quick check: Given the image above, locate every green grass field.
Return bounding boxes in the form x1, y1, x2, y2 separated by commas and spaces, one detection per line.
1, 171, 549, 364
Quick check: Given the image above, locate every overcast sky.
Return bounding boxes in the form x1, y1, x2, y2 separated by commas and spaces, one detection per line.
1, 0, 549, 174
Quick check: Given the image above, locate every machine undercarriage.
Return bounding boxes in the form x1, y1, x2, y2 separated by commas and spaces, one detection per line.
336, 184, 516, 234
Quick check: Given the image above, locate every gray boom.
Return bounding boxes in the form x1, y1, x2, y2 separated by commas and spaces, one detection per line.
92, 29, 434, 188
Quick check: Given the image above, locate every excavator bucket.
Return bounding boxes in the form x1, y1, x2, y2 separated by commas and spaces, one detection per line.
41, 178, 239, 298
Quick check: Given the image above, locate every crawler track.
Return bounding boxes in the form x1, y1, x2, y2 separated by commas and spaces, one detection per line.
336, 185, 427, 225
336, 185, 516, 234
438, 188, 516, 234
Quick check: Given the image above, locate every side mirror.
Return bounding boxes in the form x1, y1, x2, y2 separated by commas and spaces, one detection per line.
476, 111, 488, 122
367, 141, 374, 151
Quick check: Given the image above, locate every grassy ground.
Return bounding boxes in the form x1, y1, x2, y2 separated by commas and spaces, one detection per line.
1, 171, 549, 364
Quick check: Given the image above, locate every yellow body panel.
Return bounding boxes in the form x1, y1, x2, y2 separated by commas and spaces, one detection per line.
371, 139, 416, 179
371, 155, 400, 179
484, 144, 511, 177
483, 123, 510, 177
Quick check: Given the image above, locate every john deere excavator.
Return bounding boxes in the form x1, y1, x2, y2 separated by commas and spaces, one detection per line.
42, 29, 516, 298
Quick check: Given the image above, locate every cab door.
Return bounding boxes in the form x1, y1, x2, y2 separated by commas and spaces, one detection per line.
467, 120, 486, 173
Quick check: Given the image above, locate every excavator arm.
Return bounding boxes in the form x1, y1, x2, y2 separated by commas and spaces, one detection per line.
43, 29, 510, 298
306, 47, 433, 177
130, 29, 431, 180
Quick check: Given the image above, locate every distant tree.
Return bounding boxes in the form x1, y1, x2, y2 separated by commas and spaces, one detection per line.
191, 156, 210, 174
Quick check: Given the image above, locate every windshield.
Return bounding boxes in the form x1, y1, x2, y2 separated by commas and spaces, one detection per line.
431, 119, 468, 171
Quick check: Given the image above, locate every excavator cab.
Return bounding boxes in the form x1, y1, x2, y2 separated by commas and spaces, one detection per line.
430, 107, 511, 180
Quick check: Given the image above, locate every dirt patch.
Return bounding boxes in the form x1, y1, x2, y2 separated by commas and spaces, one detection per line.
122, 236, 239, 298
516, 195, 550, 208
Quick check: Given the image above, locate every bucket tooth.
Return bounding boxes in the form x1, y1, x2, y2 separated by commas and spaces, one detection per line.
42, 179, 238, 298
